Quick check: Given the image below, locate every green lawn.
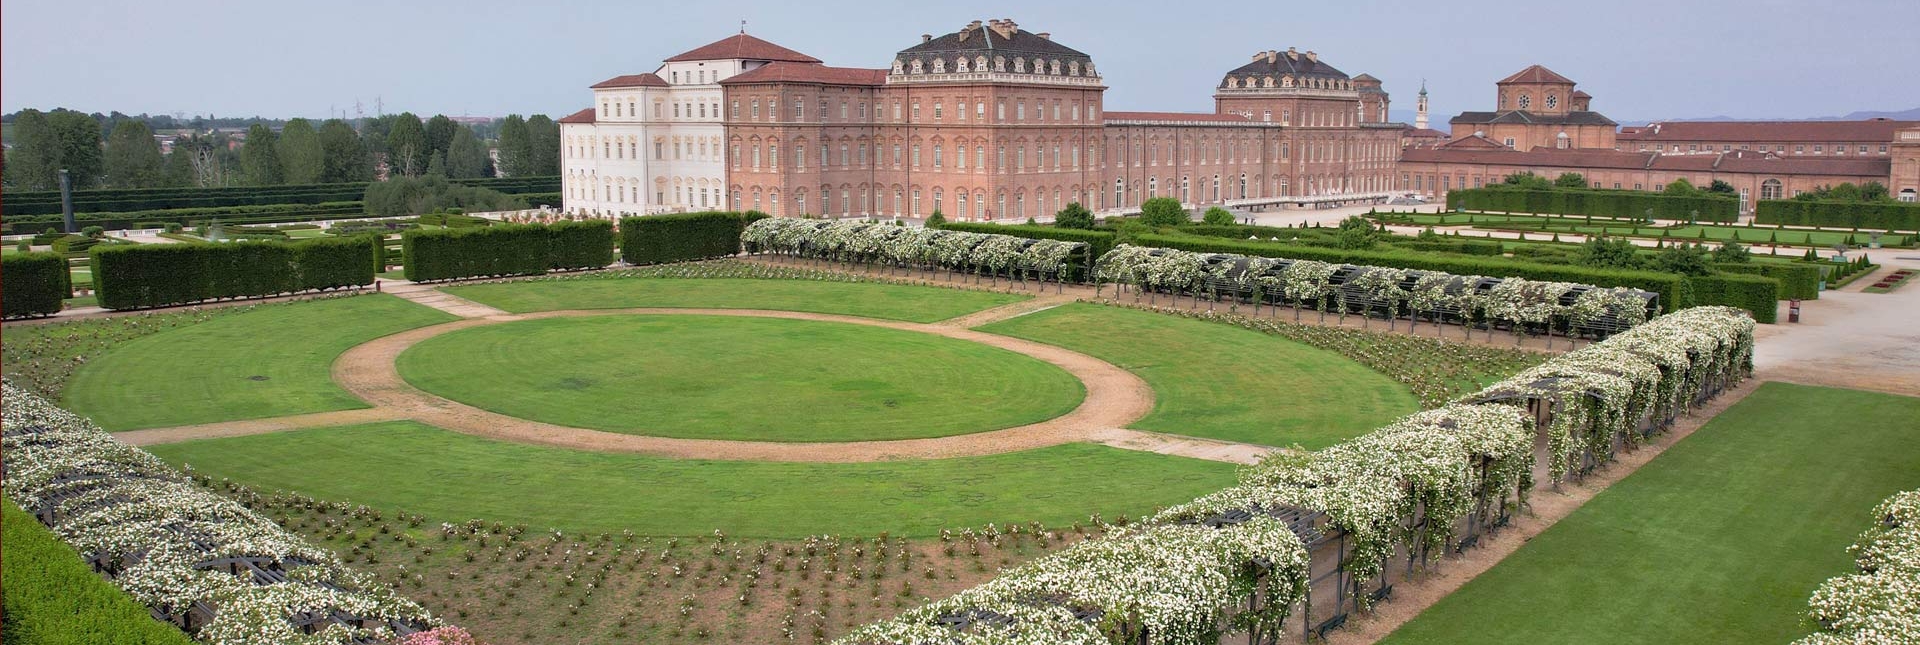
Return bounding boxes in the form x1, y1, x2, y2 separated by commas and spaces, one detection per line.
64, 295, 458, 430
978, 303, 1419, 448
397, 315, 1085, 441
1380, 383, 1920, 645
445, 278, 1028, 323
2, 497, 198, 645
147, 421, 1237, 537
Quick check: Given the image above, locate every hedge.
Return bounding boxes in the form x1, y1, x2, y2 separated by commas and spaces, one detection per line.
1392, 237, 1506, 256
2, 251, 71, 318
620, 211, 767, 265
1686, 273, 1780, 323
1, 498, 200, 645
1754, 200, 1920, 232
1135, 233, 1692, 314
1448, 187, 1739, 222
1, 202, 366, 234
1, 176, 561, 216
404, 221, 614, 282
92, 236, 378, 310
1713, 262, 1821, 300
935, 221, 1118, 259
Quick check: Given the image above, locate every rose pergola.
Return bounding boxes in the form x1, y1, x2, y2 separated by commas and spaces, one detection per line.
1093, 244, 1656, 341
839, 306, 1754, 645
1, 382, 440, 645
743, 218, 1090, 284
1796, 489, 1920, 644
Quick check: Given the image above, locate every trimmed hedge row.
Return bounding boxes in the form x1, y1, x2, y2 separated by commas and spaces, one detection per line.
2, 202, 366, 234
1135, 233, 1694, 314
1686, 273, 1780, 324
1, 251, 72, 318
934, 222, 1119, 259
1448, 187, 1739, 222
1, 498, 201, 645
2, 176, 561, 216
91, 236, 379, 310
620, 211, 767, 265
1713, 262, 1821, 300
1393, 237, 1507, 257
403, 220, 614, 282
1754, 200, 1920, 232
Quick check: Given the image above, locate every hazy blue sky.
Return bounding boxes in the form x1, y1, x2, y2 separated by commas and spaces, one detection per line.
5, 0, 1916, 124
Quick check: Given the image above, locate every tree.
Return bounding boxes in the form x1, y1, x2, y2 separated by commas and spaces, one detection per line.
523, 114, 561, 175
1553, 172, 1587, 188
102, 119, 165, 188
1707, 179, 1738, 195
278, 118, 324, 184
424, 115, 458, 162
160, 147, 197, 187
496, 115, 529, 177
1825, 182, 1864, 202
1201, 207, 1235, 225
1860, 181, 1891, 202
926, 210, 946, 227
317, 119, 371, 183
1712, 240, 1751, 263
5, 109, 59, 189
1502, 172, 1550, 189
1335, 215, 1378, 250
1576, 235, 1641, 269
362, 175, 526, 216
238, 124, 283, 185
1054, 202, 1094, 229
1651, 243, 1713, 276
386, 114, 429, 177
1139, 197, 1188, 227
49, 111, 104, 189
1662, 178, 1698, 196
445, 126, 491, 179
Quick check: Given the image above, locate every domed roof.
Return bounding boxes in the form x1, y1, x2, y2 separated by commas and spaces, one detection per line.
890, 19, 1098, 82
1218, 48, 1355, 92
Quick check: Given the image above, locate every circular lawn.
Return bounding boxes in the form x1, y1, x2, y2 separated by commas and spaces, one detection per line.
395, 314, 1085, 442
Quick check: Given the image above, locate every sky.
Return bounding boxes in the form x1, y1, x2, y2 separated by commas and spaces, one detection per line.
5, 0, 1917, 125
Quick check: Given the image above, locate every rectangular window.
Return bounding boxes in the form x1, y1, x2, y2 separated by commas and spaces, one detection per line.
1017, 102, 1025, 120
731, 100, 741, 118
795, 99, 805, 120
911, 102, 920, 121
934, 103, 943, 120
997, 101, 1006, 121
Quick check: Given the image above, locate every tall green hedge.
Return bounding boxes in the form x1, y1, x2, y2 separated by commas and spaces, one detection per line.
934, 222, 1118, 259
2, 251, 71, 318
1448, 187, 1739, 222
1, 202, 365, 234
1713, 262, 1821, 300
1686, 273, 1780, 323
620, 211, 767, 265
403, 220, 613, 282
92, 236, 378, 310
1754, 200, 1920, 232
1, 498, 200, 645
1135, 233, 1692, 314
1, 176, 561, 216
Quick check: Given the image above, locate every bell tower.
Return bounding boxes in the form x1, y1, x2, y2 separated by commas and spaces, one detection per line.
1415, 80, 1429, 130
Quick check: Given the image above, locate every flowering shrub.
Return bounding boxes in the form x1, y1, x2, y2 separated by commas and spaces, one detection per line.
842, 307, 1753, 644
1094, 244, 1656, 336
1794, 490, 1920, 645
743, 218, 1090, 280
1, 382, 442, 645
394, 626, 483, 645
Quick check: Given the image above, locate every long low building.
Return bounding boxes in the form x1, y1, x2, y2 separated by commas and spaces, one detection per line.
562, 20, 1403, 219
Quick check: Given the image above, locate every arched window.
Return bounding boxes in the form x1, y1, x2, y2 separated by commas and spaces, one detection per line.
1760, 179, 1783, 201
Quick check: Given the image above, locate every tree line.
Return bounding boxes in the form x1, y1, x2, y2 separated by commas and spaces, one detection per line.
3, 109, 560, 192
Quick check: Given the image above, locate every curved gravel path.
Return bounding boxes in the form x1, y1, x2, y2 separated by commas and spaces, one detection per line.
317, 307, 1157, 462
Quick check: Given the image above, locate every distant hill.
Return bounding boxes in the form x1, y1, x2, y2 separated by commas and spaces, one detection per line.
1618, 106, 1920, 126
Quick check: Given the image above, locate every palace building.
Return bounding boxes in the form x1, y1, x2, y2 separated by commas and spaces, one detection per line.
562, 21, 1404, 219
1401, 66, 1920, 210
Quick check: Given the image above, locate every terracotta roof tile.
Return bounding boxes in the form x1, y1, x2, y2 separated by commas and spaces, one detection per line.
665, 34, 820, 63
589, 73, 668, 89
1103, 111, 1253, 123
1498, 64, 1575, 85
718, 62, 887, 86
1620, 120, 1919, 143
558, 108, 595, 124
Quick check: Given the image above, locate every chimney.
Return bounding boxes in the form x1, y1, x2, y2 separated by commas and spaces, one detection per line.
1267, 50, 1277, 63
1036, 32, 1050, 40
1287, 47, 1298, 60
1306, 50, 1317, 63
922, 34, 932, 43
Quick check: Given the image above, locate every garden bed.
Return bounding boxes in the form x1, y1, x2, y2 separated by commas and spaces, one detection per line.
1863, 268, 1916, 293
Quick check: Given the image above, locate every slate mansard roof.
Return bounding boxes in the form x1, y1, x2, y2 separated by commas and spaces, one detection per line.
1218, 48, 1357, 91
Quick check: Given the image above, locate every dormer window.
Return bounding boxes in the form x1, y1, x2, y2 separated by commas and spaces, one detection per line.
994, 56, 1005, 71
1263, 77, 1274, 88
975, 56, 987, 71
892, 60, 904, 74
932, 58, 945, 73
1068, 61, 1079, 76
911, 59, 923, 74
1050, 60, 1061, 75
956, 57, 969, 72
1227, 77, 1239, 88
1013, 58, 1025, 73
